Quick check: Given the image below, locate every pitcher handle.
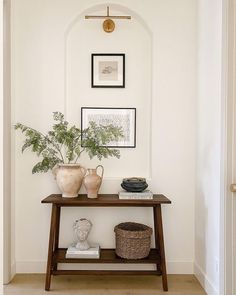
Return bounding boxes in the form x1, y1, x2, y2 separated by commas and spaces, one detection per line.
96, 165, 104, 179
80, 166, 87, 176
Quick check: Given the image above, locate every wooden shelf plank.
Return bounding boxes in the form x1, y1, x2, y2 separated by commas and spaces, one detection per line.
54, 248, 160, 264
52, 270, 161, 276
42, 194, 171, 206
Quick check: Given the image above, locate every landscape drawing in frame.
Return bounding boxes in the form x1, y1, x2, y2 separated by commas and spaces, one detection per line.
81, 107, 136, 148
91, 54, 125, 88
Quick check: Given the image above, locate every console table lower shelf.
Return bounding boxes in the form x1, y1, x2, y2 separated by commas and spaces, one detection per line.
52, 248, 161, 275
42, 194, 171, 292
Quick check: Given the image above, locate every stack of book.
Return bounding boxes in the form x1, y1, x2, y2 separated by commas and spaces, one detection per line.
66, 244, 100, 259
118, 190, 153, 200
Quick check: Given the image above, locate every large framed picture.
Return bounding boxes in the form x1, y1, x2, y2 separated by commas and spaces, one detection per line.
81, 107, 136, 147
91, 54, 125, 88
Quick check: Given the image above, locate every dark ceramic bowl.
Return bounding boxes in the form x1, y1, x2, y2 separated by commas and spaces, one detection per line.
121, 178, 148, 192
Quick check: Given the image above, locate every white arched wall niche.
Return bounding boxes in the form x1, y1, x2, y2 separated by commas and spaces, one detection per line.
65, 4, 152, 190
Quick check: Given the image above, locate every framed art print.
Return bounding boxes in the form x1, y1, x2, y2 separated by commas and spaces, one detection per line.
91, 54, 125, 88
81, 107, 136, 147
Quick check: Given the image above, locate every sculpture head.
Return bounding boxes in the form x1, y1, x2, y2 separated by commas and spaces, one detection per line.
73, 218, 92, 242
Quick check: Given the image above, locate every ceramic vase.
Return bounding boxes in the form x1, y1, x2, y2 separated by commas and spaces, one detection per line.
83, 165, 104, 199
52, 164, 87, 198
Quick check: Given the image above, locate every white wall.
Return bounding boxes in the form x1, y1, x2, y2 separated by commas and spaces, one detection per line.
195, 1, 223, 294
12, 0, 197, 274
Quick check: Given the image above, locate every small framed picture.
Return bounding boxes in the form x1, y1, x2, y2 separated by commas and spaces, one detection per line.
81, 107, 136, 147
91, 54, 125, 88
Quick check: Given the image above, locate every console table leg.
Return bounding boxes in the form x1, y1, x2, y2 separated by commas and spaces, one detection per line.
153, 206, 160, 274
45, 204, 57, 291
53, 206, 61, 271
153, 205, 168, 291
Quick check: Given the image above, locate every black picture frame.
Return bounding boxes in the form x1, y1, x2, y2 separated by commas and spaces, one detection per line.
91, 54, 125, 88
81, 107, 136, 148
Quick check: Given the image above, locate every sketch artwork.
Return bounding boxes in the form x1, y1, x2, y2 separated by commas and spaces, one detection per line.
73, 218, 92, 250
88, 113, 131, 143
99, 61, 118, 81
81, 108, 136, 147
91, 54, 125, 88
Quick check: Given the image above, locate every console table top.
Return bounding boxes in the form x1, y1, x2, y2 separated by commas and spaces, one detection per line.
41, 194, 171, 206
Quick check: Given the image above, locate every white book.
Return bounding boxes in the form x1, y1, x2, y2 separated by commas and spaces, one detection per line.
66, 243, 100, 259
67, 243, 100, 254
66, 252, 100, 259
118, 190, 153, 200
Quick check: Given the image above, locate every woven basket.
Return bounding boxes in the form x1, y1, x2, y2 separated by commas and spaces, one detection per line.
114, 222, 153, 259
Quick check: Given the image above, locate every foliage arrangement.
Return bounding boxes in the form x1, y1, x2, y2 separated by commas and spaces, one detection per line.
15, 112, 124, 174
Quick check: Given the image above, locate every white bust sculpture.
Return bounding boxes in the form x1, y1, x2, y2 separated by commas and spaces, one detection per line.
73, 218, 92, 250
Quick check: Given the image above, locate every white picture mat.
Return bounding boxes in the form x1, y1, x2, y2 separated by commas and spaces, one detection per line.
82, 108, 136, 147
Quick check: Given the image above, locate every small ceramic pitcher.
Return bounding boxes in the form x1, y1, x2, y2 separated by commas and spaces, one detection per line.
83, 165, 104, 199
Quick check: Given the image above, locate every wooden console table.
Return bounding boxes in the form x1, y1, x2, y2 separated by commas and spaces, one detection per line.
41, 194, 171, 291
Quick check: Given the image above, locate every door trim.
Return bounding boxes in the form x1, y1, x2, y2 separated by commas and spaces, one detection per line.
2, 0, 13, 284
222, 0, 236, 294
0, 0, 3, 288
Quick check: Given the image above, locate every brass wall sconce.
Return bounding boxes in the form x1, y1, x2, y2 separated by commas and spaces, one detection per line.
85, 6, 131, 33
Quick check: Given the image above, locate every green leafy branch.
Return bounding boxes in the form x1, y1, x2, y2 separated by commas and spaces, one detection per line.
82, 121, 123, 161
15, 112, 124, 174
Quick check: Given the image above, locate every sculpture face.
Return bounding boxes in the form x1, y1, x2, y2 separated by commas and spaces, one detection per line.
76, 220, 91, 240
73, 218, 92, 250
77, 228, 88, 241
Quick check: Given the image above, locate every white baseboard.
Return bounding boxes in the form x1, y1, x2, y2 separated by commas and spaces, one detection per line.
15, 260, 194, 274
194, 262, 218, 295
16, 261, 46, 273
167, 261, 194, 274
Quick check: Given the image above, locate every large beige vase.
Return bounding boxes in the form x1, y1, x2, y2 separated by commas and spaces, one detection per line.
83, 165, 104, 199
52, 164, 87, 198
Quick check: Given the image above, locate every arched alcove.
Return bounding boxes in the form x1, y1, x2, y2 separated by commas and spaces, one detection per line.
64, 4, 153, 185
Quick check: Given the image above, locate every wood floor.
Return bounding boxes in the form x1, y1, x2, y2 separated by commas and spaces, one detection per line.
4, 274, 206, 295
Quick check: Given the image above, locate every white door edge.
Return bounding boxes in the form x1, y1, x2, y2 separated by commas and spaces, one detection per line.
221, 0, 236, 294
0, 0, 4, 291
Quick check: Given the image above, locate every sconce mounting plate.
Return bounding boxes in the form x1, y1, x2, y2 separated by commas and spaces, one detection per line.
103, 19, 115, 33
